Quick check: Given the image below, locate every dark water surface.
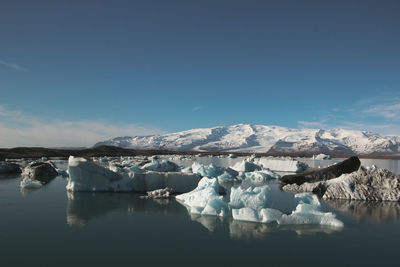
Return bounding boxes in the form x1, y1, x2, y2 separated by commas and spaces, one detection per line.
1, 159, 400, 266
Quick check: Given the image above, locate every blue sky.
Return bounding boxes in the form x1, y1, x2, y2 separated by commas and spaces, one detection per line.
1, 0, 400, 147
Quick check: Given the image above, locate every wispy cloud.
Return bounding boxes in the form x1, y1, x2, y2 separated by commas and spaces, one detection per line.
192, 106, 203, 111
296, 95, 400, 135
0, 105, 164, 148
363, 103, 400, 119
0, 59, 29, 72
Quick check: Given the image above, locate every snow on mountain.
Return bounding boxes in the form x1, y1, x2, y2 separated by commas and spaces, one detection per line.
94, 124, 400, 155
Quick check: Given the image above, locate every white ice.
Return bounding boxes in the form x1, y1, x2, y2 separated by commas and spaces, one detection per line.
254, 157, 309, 172
191, 162, 224, 177
176, 178, 343, 227
142, 159, 179, 172
66, 156, 201, 193
20, 177, 43, 189
176, 177, 228, 216
231, 160, 262, 172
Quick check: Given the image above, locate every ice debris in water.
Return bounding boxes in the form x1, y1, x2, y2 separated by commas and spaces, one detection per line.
176, 177, 343, 227
20, 177, 43, 189
142, 159, 179, 172
141, 188, 172, 199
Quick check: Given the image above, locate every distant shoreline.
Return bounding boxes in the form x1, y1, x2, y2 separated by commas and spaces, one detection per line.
1, 145, 400, 160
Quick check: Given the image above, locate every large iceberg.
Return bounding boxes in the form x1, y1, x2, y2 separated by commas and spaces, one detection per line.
66, 156, 201, 193
176, 177, 343, 227
283, 166, 400, 201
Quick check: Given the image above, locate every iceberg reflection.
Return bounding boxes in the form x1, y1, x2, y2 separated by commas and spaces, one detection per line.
325, 199, 400, 222
66, 192, 183, 226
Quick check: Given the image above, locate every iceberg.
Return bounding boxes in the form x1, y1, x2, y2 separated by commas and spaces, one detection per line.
238, 169, 280, 182
231, 160, 262, 172
22, 162, 58, 183
282, 166, 400, 201
20, 177, 43, 189
142, 159, 179, 172
66, 156, 201, 193
176, 178, 343, 227
278, 194, 343, 227
142, 188, 172, 199
254, 157, 309, 172
229, 185, 271, 210
313, 154, 331, 160
176, 178, 229, 216
191, 162, 224, 177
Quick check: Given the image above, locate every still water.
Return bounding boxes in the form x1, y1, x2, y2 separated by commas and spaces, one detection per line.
1, 158, 400, 266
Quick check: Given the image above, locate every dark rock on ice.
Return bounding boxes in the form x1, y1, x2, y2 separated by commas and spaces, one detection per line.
280, 156, 361, 185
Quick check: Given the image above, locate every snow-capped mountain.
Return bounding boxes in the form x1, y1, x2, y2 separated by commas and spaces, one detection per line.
94, 124, 400, 155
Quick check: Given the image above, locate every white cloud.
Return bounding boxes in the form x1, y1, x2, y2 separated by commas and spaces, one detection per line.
0, 59, 29, 72
0, 105, 164, 148
363, 103, 400, 119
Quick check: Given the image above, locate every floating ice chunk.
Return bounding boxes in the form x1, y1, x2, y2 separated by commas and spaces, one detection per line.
229, 185, 270, 210
181, 166, 193, 173
176, 177, 228, 216
191, 162, 224, 177
231, 160, 262, 172
295, 193, 321, 206
217, 167, 239, 181
67, 156, 123, 192
142, 159, 179, 172
254, 158, 309, 172
20, 177, 43, 189
278, 203, 343, 227
232, 207, 283, 223
313, 154, 331, 160
142, 188, 172, 199
22, 162, 58, 182
228, 154, 237, 158
238, 169, 280, 182
176, 178, 343, 227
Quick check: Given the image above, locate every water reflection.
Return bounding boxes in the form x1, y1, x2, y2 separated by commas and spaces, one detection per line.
190, 214, 224, 232
66, 192, 184, 226
325, 199, 400, 222
188, 213, 341, 239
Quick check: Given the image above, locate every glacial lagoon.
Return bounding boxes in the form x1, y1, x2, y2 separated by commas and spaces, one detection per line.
1, 157, 400, 266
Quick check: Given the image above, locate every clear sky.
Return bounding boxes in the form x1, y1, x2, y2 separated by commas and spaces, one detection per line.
1, 0, 400, 147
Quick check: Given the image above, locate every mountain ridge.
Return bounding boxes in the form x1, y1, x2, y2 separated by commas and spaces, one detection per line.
94, 124, 400, 156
